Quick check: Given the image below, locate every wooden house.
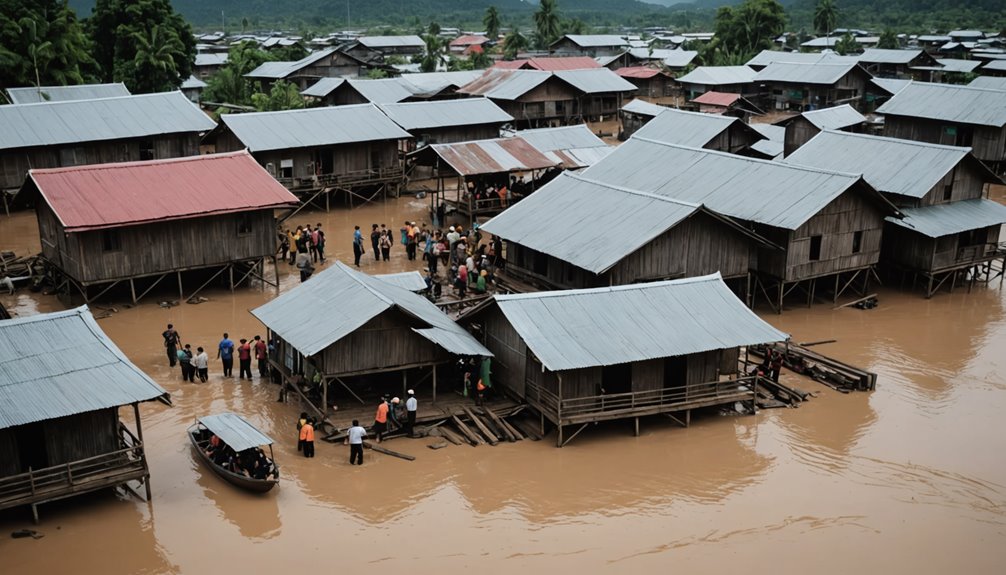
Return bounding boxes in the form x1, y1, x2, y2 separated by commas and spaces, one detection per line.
979, 60, 1006, 77
632, 108, 766, 155
24, 151, 298, 303
0, 306, 167, 522
378, 98, 513, 149
745, 49, 859, 71
493, 57, 601, 72
549, 34, 629, 58
780, 104, 867, 156
5, 83, 130, 105
482, 172, 772, 300
581, 138, 901, 312
194, 52, 228, 80
877, 82, 1006, 172
690, 91, 765, 119
553, 69, 637, 120
301, 71, 485, 107
245, 47, 373, 91
674, 66, 759, 100
466, 274, 788, 446
211, 104, 412, 201
343, 36, 426, 62
0, 92, 215, 210
615, 66, 676, 98
620, 99, 669, 138
753, 61, 872, 112
601, 48, 697, 74
857, 48, 940, 79
785, 130, 1006, 297
250, 262, 492, 422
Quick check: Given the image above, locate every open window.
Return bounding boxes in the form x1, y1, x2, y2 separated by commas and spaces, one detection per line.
809, 235, 822, 261
852, 231, 863, 254
139, 139, 155, 161
237, 213, 253, 236
102, 230, 121, 252
279, 159, 293, 179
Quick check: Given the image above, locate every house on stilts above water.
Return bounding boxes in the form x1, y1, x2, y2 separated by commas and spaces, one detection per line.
250, 262, 491, 424
466, 273, 789, 447
784, 130, 1006, 297
0, 306, 168, 522
24, 151, 298, 304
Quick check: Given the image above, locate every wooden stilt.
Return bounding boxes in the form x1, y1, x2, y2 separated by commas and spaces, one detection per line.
273, 256, 280, 293
556, 424, 563, 448
133, 403, 151, 501
432, 364, 437, 403
402, 370, 408, 399
777, 282, 783, 315
685, 409, 691, 427
634, 417, 639, 437
130, 278, 137, 304
229, 264, 234, 292
177, 272, 184, 301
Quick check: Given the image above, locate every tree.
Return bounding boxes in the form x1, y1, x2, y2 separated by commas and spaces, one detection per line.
813, 0, 838, 37
877, 29, 899, 49
241, 17, 249, 34
250, 80, 305, 112
563, 18, 588, 36
88, 0, 195, 93
503, 28, 529, 60
201, 41, 269, 105
470, 49, 493, 70
420, 32, 446, 73
0, 0, 95, 88
483, 6, 501, 41
534, 0, 562, 49
834, 32, 860, 55
709, 0, 787, 63
124, 24, 186, 93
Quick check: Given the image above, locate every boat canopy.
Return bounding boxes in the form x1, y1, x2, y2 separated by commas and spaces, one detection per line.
197, 413, 274, 451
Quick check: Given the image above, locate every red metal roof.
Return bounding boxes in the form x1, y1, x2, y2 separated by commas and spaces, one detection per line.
429, 138, 558, 176
615, 66, 664, 79
494, 57, 600, 71
691, 91, 742, 108
30, 151, 299, 232
494, 59, 529, 69
450, 35, 490, 47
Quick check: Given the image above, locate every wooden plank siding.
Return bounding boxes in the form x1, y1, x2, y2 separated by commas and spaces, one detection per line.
884, 116, 1006, 165
319, 310, 449, 376
44, 409, 119, 466
883, 223, 1002, 273
0, 429, 19, 477
705, 124, 763, 154
479, 305, 529, 399
783, 117, 821, 157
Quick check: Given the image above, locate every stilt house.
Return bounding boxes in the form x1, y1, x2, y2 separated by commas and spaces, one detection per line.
857, 48, 940, 79
780, 104, 867, 156
620, 99, 669, 138
245, 47, 373, 91
468, 274, 788, 447
25, 151, 298, 303
753, 62, 872, 112
0, 306, 167, 521
378, 98, 513, 149
674, 66, 758, 100
632, 108, 766, 154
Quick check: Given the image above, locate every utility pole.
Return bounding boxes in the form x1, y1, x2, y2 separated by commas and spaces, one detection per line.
221, 10, 225, 34
346, 0, 350, 30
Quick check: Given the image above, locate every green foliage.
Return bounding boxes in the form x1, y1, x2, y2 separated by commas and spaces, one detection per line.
813, 0, 838, 36
503, 27, 528, 60
419, 31, 446, 72
201, 41, 269, 105
483, 6, 501, 40
834, 32, 861, 55
88, 0, 195, 93
786, 0, 1006, 32
269, 44, 308, 61
0, 0, 96, 88
469, 49, 493, 69
250, 79, 305, 111
366, 68, 389, 79
563, 17, 588, 36
877, 29, 899, 49
706, 0, 786, 65
534, 0, 562, 49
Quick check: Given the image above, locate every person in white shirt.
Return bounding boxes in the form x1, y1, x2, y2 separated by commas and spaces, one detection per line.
192, 347, 209, 383
346, 420, 367, 465
405, 389, 418, 437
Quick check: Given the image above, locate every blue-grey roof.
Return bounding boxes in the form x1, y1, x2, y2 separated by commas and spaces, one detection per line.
246, 47, 339, 79
621, 98, 667, 117
0, 306, 167, 429
181, 75, 208, 90
754, 61, 866, 85
558, 34, 630, 48
399, 70, 484, 97
858, 48, 926, 64
871, 77, 913, 95
799, 104, 866, 130
983, 60, 1006, 72
554, 68, 638, 94
583, 137, 877, 229
346, 78, 415, 103
749, 139, 784, 159
876, 82, 1006, 127
886, 199, 1006, 237
932, 59, 981, 73
301, 77, 346, 98
458, 69, 553, 100
378, 98, 512, 131
513, 124, 607, 153
6, 83, 131, 105
221, 103, 411, 152
783, 130, 995, 198
0, 92, 216, 151
633, 108, 764, 148
195, 52, 229, 67
250, 261, 490, 358
747, 49, 856, 67
492, 273, 789, 371
969, 76, 1006, 91
751, 123, 785, 142
198, 413, 273, 451
676, 66, 756, 86
376, 271, 427, 292
357, 35, 425, 48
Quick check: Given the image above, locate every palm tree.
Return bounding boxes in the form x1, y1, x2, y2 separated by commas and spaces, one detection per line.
503, 28, 529, 60
813, 0, 838, 38
132, 25, 185, 91
834, 32, 860, 56
877, 29, 899, 49
534, 0, 562, 49
483, 6, 501, 41
420, 33, 446, 72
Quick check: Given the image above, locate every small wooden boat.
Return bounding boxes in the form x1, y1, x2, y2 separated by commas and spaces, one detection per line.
188, 412, 279, 493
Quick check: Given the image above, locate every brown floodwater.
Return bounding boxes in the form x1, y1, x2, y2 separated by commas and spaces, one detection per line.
2, 197, 1005, 574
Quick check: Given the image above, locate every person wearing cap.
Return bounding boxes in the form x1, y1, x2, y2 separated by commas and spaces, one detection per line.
447, 226, 460, 255
389, 397, 402, 428
405, 390, 418, 437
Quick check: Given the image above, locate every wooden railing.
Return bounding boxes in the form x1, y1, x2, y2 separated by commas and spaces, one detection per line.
277, 166, 405, 190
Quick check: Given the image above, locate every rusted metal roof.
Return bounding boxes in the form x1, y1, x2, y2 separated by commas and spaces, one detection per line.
521, 57, 601, 71
691, 91, 742, 107
27, 151, 298, 232
459, 69, 552, 100
615, 66, 665, 79
450, 35, 490, 47
427, 138, 558, 176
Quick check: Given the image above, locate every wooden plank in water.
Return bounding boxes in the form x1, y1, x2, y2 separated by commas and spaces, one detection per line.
462, 407, 498, 445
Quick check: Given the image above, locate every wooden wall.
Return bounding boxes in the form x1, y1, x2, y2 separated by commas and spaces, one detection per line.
320, 309, 448, 376
52, 209, 275, 284
885, 116, 1006, 164
418, 124, 502, 146
44, 409, 119, 466
881, 223, 935, 271
479, 305, 528, 399
783, 117, 821, 157
254, 141, 399, 182
0, 429, 19, 477
706, 124, 763, 154
917, 160, 989, 207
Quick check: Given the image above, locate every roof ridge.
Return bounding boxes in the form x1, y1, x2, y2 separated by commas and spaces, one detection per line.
335, 262, 396, 307
564, 172, 702, 208
0, 90, 182, 108
496, 272, 723, 301
816, 129, 972, 153
225, 102, 377, 119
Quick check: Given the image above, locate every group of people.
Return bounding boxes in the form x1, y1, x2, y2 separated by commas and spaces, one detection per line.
162, 325, 271, 382
280, 224, 327, 282
371, 389, 419, 443
203, 433, 277, 481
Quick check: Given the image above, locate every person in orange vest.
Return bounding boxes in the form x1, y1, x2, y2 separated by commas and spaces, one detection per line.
476, 378, 487, 407
300, 417, 315, 458
373, 396, 390, 443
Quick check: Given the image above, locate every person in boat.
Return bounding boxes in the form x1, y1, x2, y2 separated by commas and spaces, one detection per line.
251, 449, 275, 480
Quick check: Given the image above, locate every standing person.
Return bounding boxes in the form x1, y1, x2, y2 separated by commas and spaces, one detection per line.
254, 335, 268, 378
400, 221, 409, 246
314, 223, 326, 263
279, 228, 290, 263
162, 324, 180, 368
296, 412, 308, 452
296, 250, 314, 282
217, 333, 235, 377
300, 417, 315, 458
373, 396, 389, 443
237, 339, 253, 380
436, 202, 446, 230
370, 224, 381, 261
310, 224, 321, 263
379, 230, 391, 261
288, 227, 300, 265
193, 347, 209, 382
347, 420, 366, 465
178, 344, 195, 382
406, 222, 417, 261
770, 350, 783, 383
405, 390, 417, 437
353, 226, 364, 267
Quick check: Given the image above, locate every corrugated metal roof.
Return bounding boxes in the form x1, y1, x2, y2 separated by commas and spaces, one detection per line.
481, 172, 702, 274
379, 98, 512, 130
691, 91, 741, 107
633, 108, 765, 148
560, 35, 630, 48
376, 271, 427, 292
428, 138, 557, 176
876, 82, 1006, 127
29, 151, 298, 232
616, 66, 664, 79
800, 104, 866, 130
626, 48, 698, 68
450, 35, 489, 47
458, 69, 552, 100
932, 59, 981, 73
754, 61, 864, 85
983, 60, 1006, 72
886, 198, 1006, 237
222, 103, 411, 152
181, 75, 208, 89
782, 130, 989, 198
6, 83, 131, 105
802, 37, 838, 48
358, 35, 425, 48
0, 92, 216, 151
543, 145, 614, 169
412, 328, 492, 357
621, 98, 667, 117
746, 49, 857, 67
749, 139, 784, 159
858, 48, 925, 64
251, 262, 490, 358
871, 77, 913, 95
751, 123, 785, 142
969, 76, 1006, 90
492, 273, 789, 371
198, 413, 274, 451
583, 137, 872, 229
0, 306, 167, 430
512, 124, 607, 153
246, 47, 339, 79
195, 52, 229, 67
399, 70, 484, 96
676, 66, 757, 86
555, 68, 638, 94
521, 57, 601, 71
346, 78, 414, 103
301, 77, 346, 97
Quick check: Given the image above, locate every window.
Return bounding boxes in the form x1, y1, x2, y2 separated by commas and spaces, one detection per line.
101, 230, 121, 252
852, 231, 863, 254
280, 159, 293, 179
809, 235, 822, 261
943, 183, 953, 201
139, 140, 154, 161
237, 213, 253, 235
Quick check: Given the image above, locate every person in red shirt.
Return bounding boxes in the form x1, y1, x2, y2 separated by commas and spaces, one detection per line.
237, 339, 253, 380
253, 335, 269, 378
373, 397, 390, 443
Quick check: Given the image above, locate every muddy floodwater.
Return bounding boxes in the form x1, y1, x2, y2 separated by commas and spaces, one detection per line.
1, 196, 1005, 574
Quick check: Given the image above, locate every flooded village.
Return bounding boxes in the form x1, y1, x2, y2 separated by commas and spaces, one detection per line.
2, 3, 1006, 572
